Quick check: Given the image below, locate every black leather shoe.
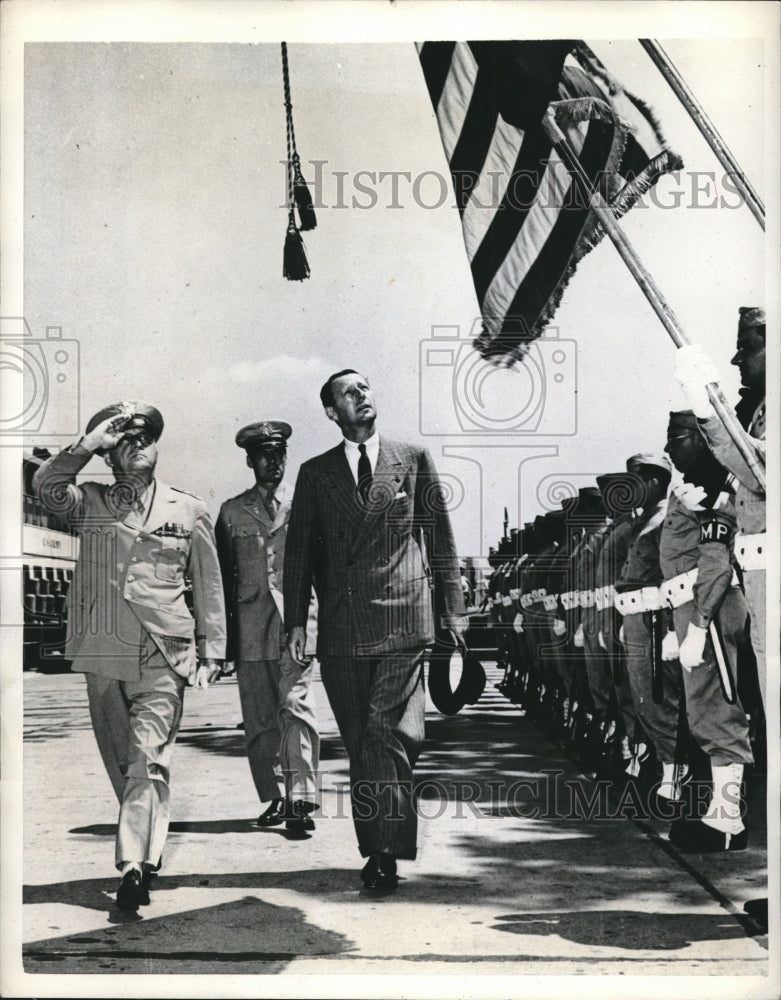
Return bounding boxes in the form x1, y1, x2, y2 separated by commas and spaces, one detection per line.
256, 798, 285, 827
362, 853, 398, 892
116, 868, 150, 910
669, 818, 748, 852
285, 800, 316, 836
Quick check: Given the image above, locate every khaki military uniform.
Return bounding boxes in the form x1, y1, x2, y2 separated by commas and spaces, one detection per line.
33, 443, 226, 869
216, 482, 319, 806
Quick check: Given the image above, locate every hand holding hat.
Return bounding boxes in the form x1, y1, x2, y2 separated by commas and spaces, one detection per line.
674, 345, 720, 419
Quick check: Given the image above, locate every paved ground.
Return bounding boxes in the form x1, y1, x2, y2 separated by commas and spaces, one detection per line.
7, 655, 776, 996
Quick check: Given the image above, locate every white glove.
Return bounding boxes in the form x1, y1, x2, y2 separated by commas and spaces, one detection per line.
573, 624, 585, 648
552, 618, 566, 636
661, 629, 680, 661
674, 344, 720, 419
674, 481, 708, 511
619, 624, 625, 644
513, 613, 524, 634
678, 622, 707, 671
598, 630, 607, 650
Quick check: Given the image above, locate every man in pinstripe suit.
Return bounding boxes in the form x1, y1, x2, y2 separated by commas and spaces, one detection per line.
284, 370, 466, 892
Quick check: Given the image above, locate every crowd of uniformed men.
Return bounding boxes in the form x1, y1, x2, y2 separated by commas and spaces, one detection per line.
481, 307, 768, 861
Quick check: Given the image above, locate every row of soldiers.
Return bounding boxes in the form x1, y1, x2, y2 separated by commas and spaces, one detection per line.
483, 376, 766, 856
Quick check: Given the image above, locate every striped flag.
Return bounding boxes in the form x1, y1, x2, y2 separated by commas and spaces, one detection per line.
417, 41, 682, 364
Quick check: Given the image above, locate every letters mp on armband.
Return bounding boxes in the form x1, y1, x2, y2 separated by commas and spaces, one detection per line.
699, 515, 732, 546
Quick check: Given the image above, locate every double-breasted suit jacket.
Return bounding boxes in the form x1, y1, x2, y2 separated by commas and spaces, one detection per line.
283, 437, 465, 658
33, 445, 226, 681
215, 481, 293, 661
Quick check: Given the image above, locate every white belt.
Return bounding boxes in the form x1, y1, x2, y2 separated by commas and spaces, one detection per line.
502, 595, 512, 607
543, 594, 558, 612
509, 588, 521, 600
493, 596, 503, 606
735, 532, 765, 572
579, 589, 595, 608
531, 588, 547, 601
520, 594, 533, 609
594, 585, 615, 611
661, 567, 740, 609
560, 591, 576, 611
615, 585, 664, 616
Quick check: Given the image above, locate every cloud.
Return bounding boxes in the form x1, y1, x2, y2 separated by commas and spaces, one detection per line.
229, 354, 335, 387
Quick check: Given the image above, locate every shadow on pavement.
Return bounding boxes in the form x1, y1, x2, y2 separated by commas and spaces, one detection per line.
492, 909, 755, 950
23, 894, 354, 974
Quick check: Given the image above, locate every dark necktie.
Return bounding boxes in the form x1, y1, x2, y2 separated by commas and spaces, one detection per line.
358, 443, 372, 504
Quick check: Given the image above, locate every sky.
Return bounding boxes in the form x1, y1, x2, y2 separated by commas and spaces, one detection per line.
4, 1, 777, 563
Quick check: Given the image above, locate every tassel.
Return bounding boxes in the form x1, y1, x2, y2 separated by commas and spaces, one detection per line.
293, 155, 317, 231
283, 220, 310, 281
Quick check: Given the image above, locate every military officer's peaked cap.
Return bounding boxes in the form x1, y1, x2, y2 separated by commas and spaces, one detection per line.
235, 420, 292, 451
667, 409, 699, 432
738, 306, 765, 330
626, 452, 672, 475
86, 400, 164, 440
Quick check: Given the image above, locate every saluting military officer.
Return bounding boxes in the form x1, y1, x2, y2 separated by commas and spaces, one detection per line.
216, 421, 320, 836
33, 401, 226, 911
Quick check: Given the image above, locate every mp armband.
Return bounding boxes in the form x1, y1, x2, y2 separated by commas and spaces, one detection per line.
698, 514, 732, 546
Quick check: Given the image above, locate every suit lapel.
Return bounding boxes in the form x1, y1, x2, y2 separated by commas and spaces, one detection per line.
321, 445, 365, 532
349, 438, 407, 556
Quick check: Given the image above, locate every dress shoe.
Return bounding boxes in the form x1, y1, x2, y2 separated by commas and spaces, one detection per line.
362, 853, 398, 892
669, 817, 748, 852
256, 798, 285, 827
285, 800, 316, 836
116, 868, 150, 911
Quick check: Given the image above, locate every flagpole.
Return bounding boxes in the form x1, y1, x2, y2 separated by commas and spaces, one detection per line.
542, 108, 766, 492
639, 39, 765, 232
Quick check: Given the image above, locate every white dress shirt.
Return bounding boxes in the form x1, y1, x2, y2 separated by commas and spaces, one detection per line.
343, 430, 379, 484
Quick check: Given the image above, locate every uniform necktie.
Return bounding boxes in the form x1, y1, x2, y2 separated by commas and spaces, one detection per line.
263, 491, 278, 521
358, 443, 372, 504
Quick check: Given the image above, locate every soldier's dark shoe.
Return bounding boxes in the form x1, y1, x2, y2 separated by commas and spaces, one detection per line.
669, 818, 748, 852
362, 853, 398, 892
743, 898, 768, 931
256, 798, 285, 827
116, 868, 150, 910
285, 800, 316, 836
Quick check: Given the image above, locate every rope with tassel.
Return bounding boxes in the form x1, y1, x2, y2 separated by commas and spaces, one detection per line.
282, 41, 317, 281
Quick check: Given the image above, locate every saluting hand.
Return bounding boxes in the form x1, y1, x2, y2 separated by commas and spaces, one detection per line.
81, 412, 132, 454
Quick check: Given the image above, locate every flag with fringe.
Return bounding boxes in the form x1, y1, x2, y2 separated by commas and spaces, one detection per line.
417, 40, 683, 364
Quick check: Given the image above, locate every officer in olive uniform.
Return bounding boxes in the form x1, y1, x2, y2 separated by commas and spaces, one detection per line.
216, 421, 320, 835
33, 401, 226, 911
660, 410, 753, 852
675, 307, 767, 706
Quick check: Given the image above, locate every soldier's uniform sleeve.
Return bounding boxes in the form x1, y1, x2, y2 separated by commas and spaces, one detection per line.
214, 503, 235, 661
698, 410, 765, 493
691, 497, 737, 629
187, 502, 227, 661
31, 442, 93, 521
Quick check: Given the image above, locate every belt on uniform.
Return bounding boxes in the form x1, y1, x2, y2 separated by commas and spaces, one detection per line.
509, 588, 521, 600
542, 594, 559, 612
531, 588, 547, 601
594, 585, 615, 611
660, 567, 740, 609
579, 590, 596, 608
520, 594, 533, 609
560, 591, 577, 611
735, 532, 766, 572
615, 585, 664, 616
502, 595, 512, 606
